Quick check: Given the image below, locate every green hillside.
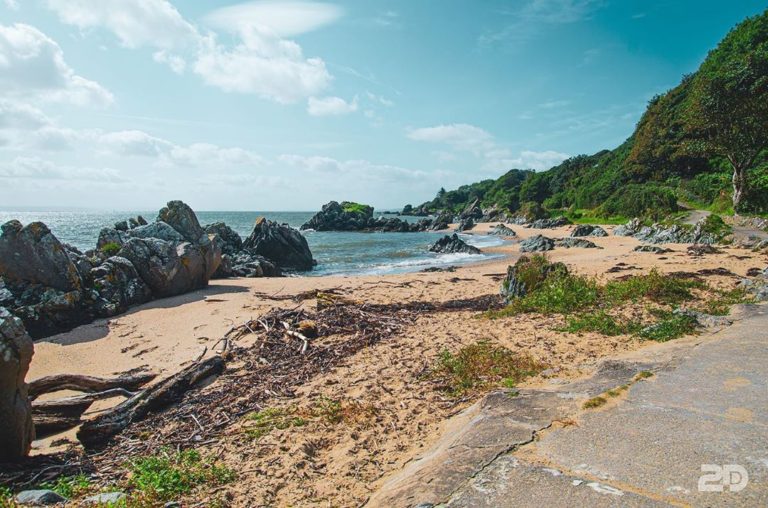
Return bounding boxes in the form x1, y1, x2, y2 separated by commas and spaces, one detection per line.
413, 9, 768, 219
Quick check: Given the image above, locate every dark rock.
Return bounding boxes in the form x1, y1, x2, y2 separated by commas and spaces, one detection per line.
527, 217, 571, 229
0, 308, 34, 461
633, 245, 672, 254
126, 222, 185, 243
15, 490, 67, 506
421, 266, 457, 273
687, 244, 721, 256
612, 218, 642, 236
456, 218, 475, 232
738, 277, 768, 301
4, 283, 85, 339
301, 201, 374, 231
204, 222, 243, 255
429, 234, 481, 255
96, 228, 126, 251
242, 218, 314, 271
90, 257, 152, 316
615, 218, 718, 245
519, 235, 555, 252
501, 255, 568, 302
459, 199, 483, 220
157, 200, 206, 244
570, 225, 608, 237
0, 221, 83, 292
429, 211, 453, 231
489, 224, 517, 236
229, 252, 281, 278
556, 237, 601, 249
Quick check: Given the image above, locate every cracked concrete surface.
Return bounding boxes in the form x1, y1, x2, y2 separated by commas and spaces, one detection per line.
367, 304, 768, 508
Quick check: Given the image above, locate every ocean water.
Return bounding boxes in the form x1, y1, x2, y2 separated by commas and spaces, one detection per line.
0, 210, 506, 277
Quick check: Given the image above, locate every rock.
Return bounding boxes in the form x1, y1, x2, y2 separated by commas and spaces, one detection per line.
429, 211, 453, 231
556, 237, 601, 249
687, 244, 721, 256
633, 245, 671, 254
96, 228, 127, 251
489, 224, 517, 236
158, 200, 206, 244
519, 235, 555, 252
126, 222, 185, 243
0, 308, 34, 461
527, 217, 571, 229
204, 222, 243, 255
612, 218, 642, 236
242, 218, 314, 271
301, 201, 374, 231
674, 308, 732, 329
15, 490, 66, 506
738, 278, 768, 301
4, 283, 85, 339
229, 252, 281, 278
421, 266, 457, 273
459, 199, 483, 220
570, 225, 608, 237
0, 220, 83, 292
501, 255, 568, 302
82, 492, 127, 505
90, 257, 152, 316
118, 238, 212, 298
429, 234, 481, 254
456, 218, 475, 232
752, 239, 768, 251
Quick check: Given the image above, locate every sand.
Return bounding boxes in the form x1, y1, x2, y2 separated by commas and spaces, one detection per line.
26, 222, 767, 506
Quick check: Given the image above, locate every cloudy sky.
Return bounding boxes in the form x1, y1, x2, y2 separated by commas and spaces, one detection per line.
0, 0, 764, 211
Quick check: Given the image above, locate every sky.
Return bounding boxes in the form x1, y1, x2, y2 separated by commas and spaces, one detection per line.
0, 0, 765, 211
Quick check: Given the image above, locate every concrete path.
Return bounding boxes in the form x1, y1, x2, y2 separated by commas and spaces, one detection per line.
368, 305, 768, 507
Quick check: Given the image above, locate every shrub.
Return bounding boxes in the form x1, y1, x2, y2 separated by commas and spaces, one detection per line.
562, 311, 641, 336
502, 272, 599, 315
699, 214, 732, 239
501, 254, 568, 298
582, 396, 607, 409
638, 311, 698, 342
598, 183, 678, 220
517, 201, 548, 220
603, 270, 701, 305
100, 241, 121, 257
431, 341, 544, 396
340, 201, 373, 216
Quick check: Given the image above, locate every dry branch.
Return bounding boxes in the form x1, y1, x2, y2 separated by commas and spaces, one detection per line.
28, 372, 156, 400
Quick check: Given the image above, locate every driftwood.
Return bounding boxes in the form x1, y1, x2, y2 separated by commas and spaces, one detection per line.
77, 357, 225, 448
32, 389, 135, 438
28, 372, 156, 400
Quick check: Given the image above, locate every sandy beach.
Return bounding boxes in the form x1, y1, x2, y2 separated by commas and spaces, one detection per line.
26, 222, 767, 506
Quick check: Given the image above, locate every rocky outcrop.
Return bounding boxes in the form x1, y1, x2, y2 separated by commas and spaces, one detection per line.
527, 217, 572, 229
519, 235, 555, 252
90, 257, 152, 316
0, 308, 34, 461
489, 224, 517, 236
556, 237, 601, 249
633, 245, 672, 254
456, 218, 475, 232
737, 268, 768, 301
459, 199, 483, 220
570, 225, 608, 237
0, 221, 83, 292
242, 218, 315, 271
501, 255, 568, 302
429, 234, 481, 254
301, 201, 374, 231
114, 215, 147, 232
613, 218, 719, 244
429, 211, 453, 231
613, 218, 642, 237
204, 222, 243, 255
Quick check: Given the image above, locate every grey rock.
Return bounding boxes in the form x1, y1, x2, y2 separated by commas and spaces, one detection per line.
633, 245, 671, 254
126, 222, 185, 243
570, 225, 608, 237
555, 237, 601, 249
0, 308, 34, 461
429, 210, 453, 231
90, 257, 152, 316
96, 228, 126, 251
459, 198, 483, 220
15, 490, 66, 506
489, 224, 517, 236
0, 220, 83, 292
527, 217, 571, 229
456, 217, 475, 232
612, 218, 642, 236
519, 234, 555, 252
674, 308, 732, 329
204, 222, 243, 255
738, 278, 768, 302
157, 200, 206, 244
501, 256, 568, 302
429, 234, 481, 255
82, 492, 127, 505
300, 201, 374, 231
229, 252, 281, 278
243, 218, 314, 271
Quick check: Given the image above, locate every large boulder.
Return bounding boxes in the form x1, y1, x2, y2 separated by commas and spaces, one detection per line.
489, 224, 517, 236
242, 218, 314, 271
0, 307, 34, 461
90, 257, 152, 316
456, 218, 475, 232
158, 200, 206, 244
0, 221, 83, 292
527, 217, 571, 229
612, 218, 643, 236
126, 222, 185, 243
300, 201, 374, 231
229, 252, 281, 278
501, 255, 568, 302
459, 199, 483, 220
556, 237, 602, 249
118, 238, 212, 298
519, 234, 555, 252
570, 225, 608, 237
429, 234, 481, 254
96, 227, 127, 251
204, 222, 243, 255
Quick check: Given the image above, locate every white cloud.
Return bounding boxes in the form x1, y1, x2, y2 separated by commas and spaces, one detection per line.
366, 91, 394, 107
153, 50, 186, 74
45, 0, 198, 50
0, 100, 50, 130
307, 95, 358, 116
0, 155, 126, 181
99, 130, 173, 157
280, 154, 425, 181
0, 23, 113, 106
407, 123, 495, 154
168, 143, 266, 167
205, 1, 344, 38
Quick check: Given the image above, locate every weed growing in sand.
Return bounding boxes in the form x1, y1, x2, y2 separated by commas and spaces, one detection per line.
582, 396, 607, 409
39, 473, 92, 499
431, 340, 545, 396
245, 407, 307, 440
561, 311, 642, 336
696, 287, 753, 315
636, 371, 654, 379
126, 449, 235, 503
494, 272, 599, 316
603, 270, 702, 305
638, 310, 698, 342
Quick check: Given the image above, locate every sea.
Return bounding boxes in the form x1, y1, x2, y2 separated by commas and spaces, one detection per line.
0, 210, 505, 277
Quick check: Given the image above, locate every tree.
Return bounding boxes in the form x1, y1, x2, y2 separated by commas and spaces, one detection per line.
687, 10, 768, 212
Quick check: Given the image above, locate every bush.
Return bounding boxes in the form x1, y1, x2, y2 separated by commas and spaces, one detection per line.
603, 270, 702, 305
100, 241, 121, 257
499, 271, 599, 316
431, 341, 544, 396
341, 201, 373, 216
639, 311, 698, 342
562, 311, 641, 336
598, 183, 678, 220
517, 201, 548, 220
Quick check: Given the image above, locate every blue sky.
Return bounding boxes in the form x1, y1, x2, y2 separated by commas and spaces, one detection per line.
0, 0, 765, 211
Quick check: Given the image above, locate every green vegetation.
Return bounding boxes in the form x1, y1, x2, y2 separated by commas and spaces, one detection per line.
499, 273, 599, 316
603, 270, 703, 305
244, 407, 307, 440
582, 396, 607, 409
340, 201, 373, 216
127, 449, 235, 503
100, 241, 121, 257
697, 287, 752, 315
562, 311, 641, 336
699, 214, 732, 240
431, 340, 544, 396
636, 371, 655, 379
40, 474, 92, 499
0, 487, 13, 507
412, 9, 768, 218
638, 311, 699, 342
